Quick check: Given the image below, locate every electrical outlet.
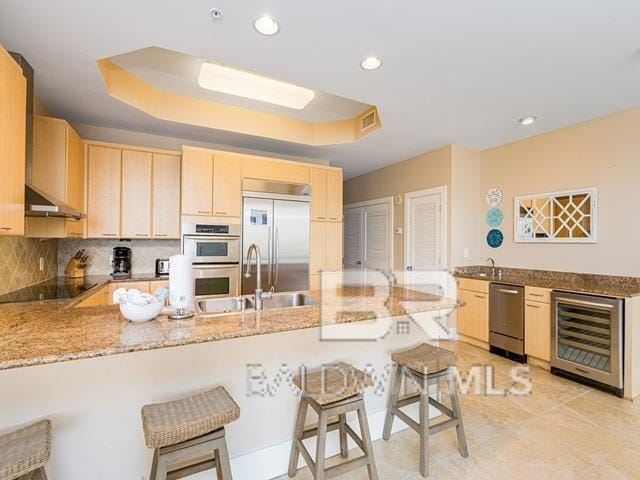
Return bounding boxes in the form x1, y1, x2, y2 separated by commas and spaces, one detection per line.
39, 256, 44, 271
463, 248, 470, 259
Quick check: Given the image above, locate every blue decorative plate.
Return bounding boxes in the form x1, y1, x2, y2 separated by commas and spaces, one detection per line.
487, 229, 504, 248
486, 208, 504, 228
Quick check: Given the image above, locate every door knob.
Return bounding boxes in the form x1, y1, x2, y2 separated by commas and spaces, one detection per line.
356, 260, 362, 265
406, 266, 413, 271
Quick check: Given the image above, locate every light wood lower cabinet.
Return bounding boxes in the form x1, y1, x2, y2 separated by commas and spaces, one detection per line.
326, 221, 343, 270
87, 145, 122, 238
75, 285, 110, 308
121, 150, 152, 238
0, 45, 26, 236
524, 287, 552, 362
457, 289, 489, 342
77, 280, 170, 307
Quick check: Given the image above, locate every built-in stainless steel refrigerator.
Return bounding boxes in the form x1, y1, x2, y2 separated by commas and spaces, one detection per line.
241, 179, 310, 294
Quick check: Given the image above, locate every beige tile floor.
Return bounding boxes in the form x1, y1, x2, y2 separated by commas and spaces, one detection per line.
277, 341, 640, 479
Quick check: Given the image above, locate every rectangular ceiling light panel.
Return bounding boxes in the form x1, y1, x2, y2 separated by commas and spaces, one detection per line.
198, 62, 315, 110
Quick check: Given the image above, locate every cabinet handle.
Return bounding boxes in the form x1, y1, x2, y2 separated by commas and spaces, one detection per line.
529, 293, 544, 297
135, 234, 148, 237
526, 303, 540, 309
215, 211, 227, 215
103, 233, 117, 237
474, 294, 485, 299
317, 216, 326, 220
0, 227, 11, 231
155, 234, 168, 237
329, 217, 339, 221
197, 211, 211, 214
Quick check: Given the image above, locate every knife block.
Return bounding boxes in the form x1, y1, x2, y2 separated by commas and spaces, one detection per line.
64, 258, 86, 278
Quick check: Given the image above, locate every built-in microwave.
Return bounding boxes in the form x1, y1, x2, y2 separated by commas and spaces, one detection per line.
193, 264, 240, 299
182, 218, 241, 264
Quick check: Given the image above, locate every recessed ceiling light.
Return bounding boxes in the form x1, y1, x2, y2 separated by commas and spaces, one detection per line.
198, 62, 315, 110
253, 15, 279, 35
360, 56, 382, 71
518, 115, 537, 125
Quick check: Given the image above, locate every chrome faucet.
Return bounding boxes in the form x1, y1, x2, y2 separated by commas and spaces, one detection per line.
486, 257, 496, 277
245, 243, 263, 310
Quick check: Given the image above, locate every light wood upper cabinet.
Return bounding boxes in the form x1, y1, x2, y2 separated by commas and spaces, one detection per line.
181, 148, 213, 216
525, 297, 551, 362
0, 45, 26, 236
152, 153, 181, 238
457, 289, 489, 342
121, 149, 152, 238
310, 168, 327, 220
326, 169, 343, 222
242, 156, 274, 180
29, 116, 86, 238
212, 152, 242, 217
87, 145, 122, 238
243, 156, 309, 184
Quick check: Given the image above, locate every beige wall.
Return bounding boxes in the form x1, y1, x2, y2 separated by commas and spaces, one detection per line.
343, 146, 452, 269
479, 107, 640, 276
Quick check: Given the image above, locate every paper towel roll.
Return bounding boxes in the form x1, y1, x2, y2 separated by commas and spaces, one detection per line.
169, 254, 194, 310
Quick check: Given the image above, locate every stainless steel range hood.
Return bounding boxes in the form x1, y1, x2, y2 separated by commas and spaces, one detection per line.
25, 184, 85, 220
10, 52, 86, 221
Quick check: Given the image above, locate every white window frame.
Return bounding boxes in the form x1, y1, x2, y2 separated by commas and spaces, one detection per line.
514, 187, 598, 244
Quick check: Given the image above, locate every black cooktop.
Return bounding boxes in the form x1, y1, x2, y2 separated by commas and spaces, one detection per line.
0, 277, 98, 304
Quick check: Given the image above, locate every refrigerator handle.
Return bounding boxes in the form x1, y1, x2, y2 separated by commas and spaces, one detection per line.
267, 226, 272, 287
274, 227, 280, 285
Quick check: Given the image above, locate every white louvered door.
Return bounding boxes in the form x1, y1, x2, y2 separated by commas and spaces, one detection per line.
343, 201, 391, 272
405, 188, 445, 275
343, 208, 363, 267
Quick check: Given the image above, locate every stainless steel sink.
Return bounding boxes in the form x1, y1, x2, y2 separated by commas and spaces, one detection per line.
248, 292, 318, 310
197, 297, 251, 315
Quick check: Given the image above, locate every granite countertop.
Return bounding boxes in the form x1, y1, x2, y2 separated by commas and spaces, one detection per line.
455, 266, 640, 297
0, 283, 457, 371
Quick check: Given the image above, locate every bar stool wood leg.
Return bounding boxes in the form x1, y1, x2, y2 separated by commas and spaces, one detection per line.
419, 391, 430, 477
288, 396, 309, 477
215, 440, 233, 480
338, 413, 348, 458
382, 365, 402, 441
356, 400, 379, 480
26, 467, 48, 480
315, 411, 329, 480
446, 372, 469, 458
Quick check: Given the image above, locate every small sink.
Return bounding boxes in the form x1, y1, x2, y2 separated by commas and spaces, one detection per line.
197, 297, 251, 315
248, 292, 319, 310
476, 273, 489, 278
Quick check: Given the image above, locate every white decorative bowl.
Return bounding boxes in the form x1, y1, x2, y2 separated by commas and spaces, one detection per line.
119, 300, 163, 323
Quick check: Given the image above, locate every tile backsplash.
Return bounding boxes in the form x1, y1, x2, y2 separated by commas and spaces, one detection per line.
0, 238, 58, 295
58, 239, 181, 276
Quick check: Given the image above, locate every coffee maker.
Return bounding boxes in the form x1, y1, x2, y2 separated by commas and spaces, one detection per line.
112, 246, 131, 278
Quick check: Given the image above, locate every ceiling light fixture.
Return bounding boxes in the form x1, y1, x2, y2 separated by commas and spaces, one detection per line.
518, 115, 537, 125
253, 15, 279, 35
360, 56, 382, 71
198, 62, 315, 110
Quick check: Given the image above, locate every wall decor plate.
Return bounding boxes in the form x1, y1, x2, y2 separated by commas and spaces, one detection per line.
486, 188, 503, 207
487, 229, 504, 248
486, 208, 504, 227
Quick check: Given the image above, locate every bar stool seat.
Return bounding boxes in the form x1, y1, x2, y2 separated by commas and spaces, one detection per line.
0, 419, 51, 480
289, 362, 378, 480
391, 342, 457, 375
384, 343, 468, 478
292, 362, 373, 405
142, 386, 239, 480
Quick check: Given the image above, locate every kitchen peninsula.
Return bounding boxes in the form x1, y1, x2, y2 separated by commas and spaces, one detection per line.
0, 279, 456, 479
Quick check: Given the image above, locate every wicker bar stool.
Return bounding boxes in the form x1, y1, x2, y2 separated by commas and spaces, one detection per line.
382, 343, 468, 477
141, 386, 240, 480
0, 419, 51, 480
288, 362, 378, 480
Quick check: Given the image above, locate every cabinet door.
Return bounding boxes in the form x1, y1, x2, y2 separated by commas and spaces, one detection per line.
212, 152, 242, 217
65, 126, 85, 237
32, 115, 66, 201
0, 46, 26, 236
272, 161, 309, 184
87, 145, 122, 238
152, 153, 181, 238
121, 150, 152, 238
457, 289, 489, 342
326, 221, 343, 270
182, 148, 213, 215
525, 301, 551, 361
326, 169, 343, 222
310, 168, 327, 221
309, 221, 327, 274
242, 156, 274, 180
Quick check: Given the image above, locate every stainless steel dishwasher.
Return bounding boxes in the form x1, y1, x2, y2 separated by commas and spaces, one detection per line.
489, 283, 526, 362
